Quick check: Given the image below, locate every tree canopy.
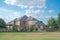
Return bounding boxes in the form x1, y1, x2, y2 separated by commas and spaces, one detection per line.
58, 12, 60, 27
47, 17, 58, 28
0, 18, 6, 28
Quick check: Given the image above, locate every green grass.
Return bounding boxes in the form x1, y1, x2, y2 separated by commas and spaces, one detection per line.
0, 32, 60, 40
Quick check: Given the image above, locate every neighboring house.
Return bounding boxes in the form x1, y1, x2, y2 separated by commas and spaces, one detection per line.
6, 15, 46, 31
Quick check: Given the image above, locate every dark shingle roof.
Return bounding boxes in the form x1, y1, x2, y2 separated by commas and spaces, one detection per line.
35, 21, 45, 26
26, 16, 39, 21
20, 15, 28, 21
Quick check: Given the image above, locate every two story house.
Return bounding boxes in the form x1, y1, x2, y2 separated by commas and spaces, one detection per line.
6, 15, 46, 31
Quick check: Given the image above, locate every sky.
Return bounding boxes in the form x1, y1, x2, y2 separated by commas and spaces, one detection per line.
0, 0, 60, 24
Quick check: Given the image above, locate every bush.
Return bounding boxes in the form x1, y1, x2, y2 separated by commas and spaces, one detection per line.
20, 29, 25, 32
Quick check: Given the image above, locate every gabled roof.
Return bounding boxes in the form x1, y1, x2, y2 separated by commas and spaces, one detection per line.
6, 20, 14, 26
26, 16, 39, 21
20, 15, 28, 21
7, 15, 45, 26
14, 18, 20, 22
35, 21, 45, 26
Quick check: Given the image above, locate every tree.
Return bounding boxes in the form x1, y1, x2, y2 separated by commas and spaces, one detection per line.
57, 12, 60, 28
10, 24, 16, 31
0, 18, 6, 28
47, 17, 58, 29
29, 24, 34, 32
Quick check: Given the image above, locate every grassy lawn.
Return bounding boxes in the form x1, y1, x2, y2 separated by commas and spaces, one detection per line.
0, 32, 60, 40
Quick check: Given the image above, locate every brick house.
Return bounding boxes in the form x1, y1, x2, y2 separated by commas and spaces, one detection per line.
6, 15, 46, 31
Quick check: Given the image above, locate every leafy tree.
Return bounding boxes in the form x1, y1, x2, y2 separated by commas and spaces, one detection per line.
0, 18, 6, 28
47, 17, 58, 28
29, 24, 34, 32
10, 24, 16, 31
57, 12, 60, 28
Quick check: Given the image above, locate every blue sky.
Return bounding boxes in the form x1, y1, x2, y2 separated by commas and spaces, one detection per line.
0, 0, 60, 24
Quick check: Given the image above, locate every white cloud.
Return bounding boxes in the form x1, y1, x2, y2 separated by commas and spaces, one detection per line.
40, 16, 57, 18
25, 9, 45, 17
0, 7, 21, 23
13, 12, 20, 17
43, 16, 52, 18
0, 15, 3, 18
0, 7, 13, 13
7, 15, 14, 20
0, 7, 20, 20
48, 10, 55, 13
4, 0, 46, 8
6, 12, 21, 21
4, 0, 17, 5
25, 9, 41, 16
